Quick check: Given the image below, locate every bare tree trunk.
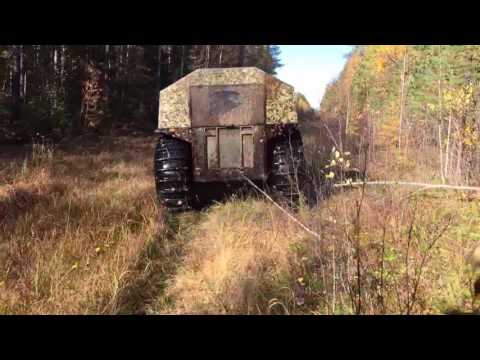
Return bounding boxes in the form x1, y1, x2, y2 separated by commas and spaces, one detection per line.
19, 46, 24, 100
444, 109, 452, 179
11, 45, 23, 124
456, 138, 463, 184
371, 114, 376, 161
166, 45, 171, 69
180, 45, 185, 77
455, 114, 467, 184
346, 91, 351, 135
22, 48, 26, 102
60, 45, 65, 87
438, 79, 445, 184
338, 116, 344, 152
104, 45, 110, 125
22, 65, 26, 102
438, 122, 445, 183
219, 45, 224, 66
404, 118, 409, 159
157, 45, 163, 92
238, 45, 246, 67
398, 47, 408, 152
8, 58, 12, 95
205, 45, 210, 68
2, 70, 7, 93
53, 46, 58, 112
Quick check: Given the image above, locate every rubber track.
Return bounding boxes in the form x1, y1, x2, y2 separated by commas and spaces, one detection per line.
269, 130, 307, 205
154, 136, 192, 212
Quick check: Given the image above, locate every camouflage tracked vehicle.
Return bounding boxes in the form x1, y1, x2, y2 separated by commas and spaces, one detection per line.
154, 67, 307, 211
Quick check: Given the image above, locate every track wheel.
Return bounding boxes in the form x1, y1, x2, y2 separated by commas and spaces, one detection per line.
154, 135, 192, 212
269, 129, 308, 207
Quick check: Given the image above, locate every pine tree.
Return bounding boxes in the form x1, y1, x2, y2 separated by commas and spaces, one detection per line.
0, 45, 285, 142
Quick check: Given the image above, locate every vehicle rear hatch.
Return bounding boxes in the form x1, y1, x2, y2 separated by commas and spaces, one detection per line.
190, 84, 267, 182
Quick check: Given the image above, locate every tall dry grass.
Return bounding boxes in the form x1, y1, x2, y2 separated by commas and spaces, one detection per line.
157, 198, 316, 314
1, 130, 479, 315
152, 185, 479, 314
0, 136, 167, 314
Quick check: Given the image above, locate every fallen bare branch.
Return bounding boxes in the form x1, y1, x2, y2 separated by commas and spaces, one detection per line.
241, 175, 322, 241
334, 181, 480, 192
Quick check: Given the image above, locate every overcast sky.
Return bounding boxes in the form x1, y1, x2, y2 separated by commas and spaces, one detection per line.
275, 45, 353, 109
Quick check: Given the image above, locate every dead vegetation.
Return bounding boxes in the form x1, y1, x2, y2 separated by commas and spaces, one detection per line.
0, 136, 166, 314
148, 186, 479, 315
1, 134, 479, 314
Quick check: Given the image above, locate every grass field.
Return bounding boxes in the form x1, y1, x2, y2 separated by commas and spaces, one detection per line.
1, 133, 479, 314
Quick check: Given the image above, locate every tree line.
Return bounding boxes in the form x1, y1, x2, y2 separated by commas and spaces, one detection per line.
321, 45, 480, 185
0, 45, 282, 142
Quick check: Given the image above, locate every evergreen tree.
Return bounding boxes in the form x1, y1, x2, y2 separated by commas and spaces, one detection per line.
0, 45, 283, 142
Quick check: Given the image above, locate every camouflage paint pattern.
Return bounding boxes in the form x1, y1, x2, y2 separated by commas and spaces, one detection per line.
158, 76, 190, 128
265, 75, 297, 124
158, 67, 297, 129
191, 67, 264, 86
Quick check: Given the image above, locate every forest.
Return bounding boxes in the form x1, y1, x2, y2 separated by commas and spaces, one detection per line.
321, 45, 480, 186
0, 45, 282, 142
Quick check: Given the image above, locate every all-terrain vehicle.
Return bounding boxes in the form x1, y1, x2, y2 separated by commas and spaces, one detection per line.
154, 67, 307, 211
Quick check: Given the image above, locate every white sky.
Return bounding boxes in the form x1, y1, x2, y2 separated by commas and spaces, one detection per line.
276, 45, 353, 109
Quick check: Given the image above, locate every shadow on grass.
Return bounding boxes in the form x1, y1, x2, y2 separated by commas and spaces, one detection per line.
193, 179, 325, 212
444, 309, 480, 315
0, 183, 67, 230
114, 211, 203, 315
113, 183, 275, 314
192, 181, 262, 211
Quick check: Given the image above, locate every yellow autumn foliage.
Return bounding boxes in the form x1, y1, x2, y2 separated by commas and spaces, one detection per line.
443, 85, 474, 112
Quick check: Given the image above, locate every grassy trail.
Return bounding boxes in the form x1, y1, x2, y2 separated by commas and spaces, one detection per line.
1, 134, 479, 314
